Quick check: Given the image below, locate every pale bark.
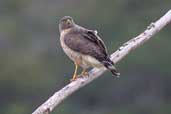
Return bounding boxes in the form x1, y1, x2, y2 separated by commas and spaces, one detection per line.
32, 9, 171, 114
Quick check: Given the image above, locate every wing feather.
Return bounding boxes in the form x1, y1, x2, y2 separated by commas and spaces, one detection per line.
64, 30, 108, 61
83, 30, 108, 56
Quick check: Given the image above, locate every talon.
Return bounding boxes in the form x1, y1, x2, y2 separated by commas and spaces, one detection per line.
81, 69, 89, 77
70, 75, 78, 82
82, 71, 89, 76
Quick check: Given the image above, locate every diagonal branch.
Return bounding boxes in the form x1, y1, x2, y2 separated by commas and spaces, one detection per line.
32, 9, 171, 114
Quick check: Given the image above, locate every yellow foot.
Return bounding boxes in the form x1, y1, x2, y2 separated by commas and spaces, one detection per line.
81, 71, 89, 77
70, 75, 78, 82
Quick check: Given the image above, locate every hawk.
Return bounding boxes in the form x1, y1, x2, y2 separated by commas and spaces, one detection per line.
59, 16, 120, 81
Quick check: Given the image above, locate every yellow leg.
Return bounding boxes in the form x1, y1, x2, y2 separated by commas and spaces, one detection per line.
81, 69, 89, 76
70, 63, 78, 81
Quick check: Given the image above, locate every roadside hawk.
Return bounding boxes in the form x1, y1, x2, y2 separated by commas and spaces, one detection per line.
59, 16, 120, 81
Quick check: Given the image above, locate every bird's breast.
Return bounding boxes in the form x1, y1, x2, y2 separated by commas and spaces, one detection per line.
60, 34, 79, 61
60, 30, 103, 69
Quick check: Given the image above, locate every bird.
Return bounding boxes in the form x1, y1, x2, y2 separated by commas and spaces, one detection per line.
59, 16, 120, 81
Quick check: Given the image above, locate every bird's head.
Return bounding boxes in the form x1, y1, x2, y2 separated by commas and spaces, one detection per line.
59, 16, 75, 33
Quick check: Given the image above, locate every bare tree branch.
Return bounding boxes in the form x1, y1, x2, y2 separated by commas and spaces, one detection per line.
32, 9, 171, 114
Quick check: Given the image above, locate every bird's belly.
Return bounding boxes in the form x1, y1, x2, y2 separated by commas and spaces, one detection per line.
82, 55, 103, 68
60, 38, 102, 69
60, 38, 89, 68
61, 39, 78, 60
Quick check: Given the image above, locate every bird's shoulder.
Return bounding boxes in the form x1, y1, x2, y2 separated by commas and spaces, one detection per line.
82, 28, 108, 56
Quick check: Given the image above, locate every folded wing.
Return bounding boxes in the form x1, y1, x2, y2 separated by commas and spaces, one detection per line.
64, 30, 108, 61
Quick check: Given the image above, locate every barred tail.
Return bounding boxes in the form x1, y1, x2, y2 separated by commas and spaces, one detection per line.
102, 58, 120, 77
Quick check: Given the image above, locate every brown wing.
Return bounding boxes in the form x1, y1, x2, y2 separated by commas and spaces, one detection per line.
83, 30, 108, 57
64, 31, 108, 61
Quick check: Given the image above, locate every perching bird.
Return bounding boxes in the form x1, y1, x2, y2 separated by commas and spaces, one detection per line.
59, 16, 120, 81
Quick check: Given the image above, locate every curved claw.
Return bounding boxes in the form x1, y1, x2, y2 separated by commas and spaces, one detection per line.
70, 75, 78, 82
81, 70, 89, 77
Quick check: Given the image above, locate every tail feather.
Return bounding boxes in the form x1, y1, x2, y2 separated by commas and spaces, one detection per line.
102, 58, 120, 77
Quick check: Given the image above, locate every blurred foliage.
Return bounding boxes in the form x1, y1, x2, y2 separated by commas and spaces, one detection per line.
0, 0, 171, 114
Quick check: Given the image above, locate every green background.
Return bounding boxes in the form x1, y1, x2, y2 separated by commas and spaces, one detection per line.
0, 0, 171, 114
